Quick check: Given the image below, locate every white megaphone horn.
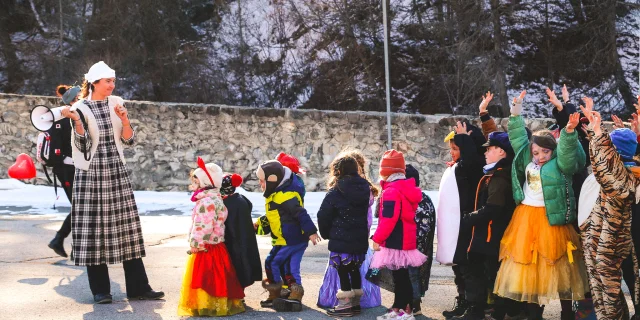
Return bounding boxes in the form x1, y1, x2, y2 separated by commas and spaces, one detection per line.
30, 105, 75, 132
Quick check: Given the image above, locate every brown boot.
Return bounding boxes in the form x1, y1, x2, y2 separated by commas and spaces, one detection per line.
273, 283, 304, 312
260, 279, 282, 308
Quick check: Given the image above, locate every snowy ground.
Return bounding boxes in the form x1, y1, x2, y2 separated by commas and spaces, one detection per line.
0, 179, 439, 228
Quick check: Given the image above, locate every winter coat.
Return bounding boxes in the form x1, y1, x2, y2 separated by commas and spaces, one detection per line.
465, 157, 515, 256
509, 115, 585, 226
317, 175, 371, 254
451, 127, 487, 263
190, 189, 228, 249
223, 193, 262, 288
553, 103, 590, 209
255, 169, 317, 246
372, 178, 423, 250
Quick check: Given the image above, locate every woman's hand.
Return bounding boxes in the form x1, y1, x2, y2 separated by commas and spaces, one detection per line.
60, 106, 80, 121
580, 97, 602, 136
190, 247, 200, 254
566, 112, 580, 133
479, 91, 494, 114
545, 88, 563, 111
510, 90, 526, 116
114, 104, 129, 124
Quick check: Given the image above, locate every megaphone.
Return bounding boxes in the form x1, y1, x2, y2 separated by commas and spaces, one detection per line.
30, 105, 71, 132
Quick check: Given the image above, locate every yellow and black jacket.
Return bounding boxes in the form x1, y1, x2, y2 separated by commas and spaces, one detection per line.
256, 171, 317, 246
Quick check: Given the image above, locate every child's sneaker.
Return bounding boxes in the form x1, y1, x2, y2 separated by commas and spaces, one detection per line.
396, 310, 416, 320
377, 310, 399, 320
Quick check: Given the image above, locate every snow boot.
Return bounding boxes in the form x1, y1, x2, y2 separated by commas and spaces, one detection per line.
327, 290, 355, 317
260, 279, 282, 308
273, 283, 304, 312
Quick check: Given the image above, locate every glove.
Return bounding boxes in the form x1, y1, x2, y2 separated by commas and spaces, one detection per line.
511, 96, 523, 116
462, 211, 479, 225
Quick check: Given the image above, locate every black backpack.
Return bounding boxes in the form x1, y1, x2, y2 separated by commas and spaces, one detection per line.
35, 109, 88, 197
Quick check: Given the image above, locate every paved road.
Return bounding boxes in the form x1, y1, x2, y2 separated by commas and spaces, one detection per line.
0, 215, 630, 319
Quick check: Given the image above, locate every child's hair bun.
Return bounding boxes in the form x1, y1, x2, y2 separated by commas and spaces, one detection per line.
56, 85, 70, 97
231, 174, 243, 187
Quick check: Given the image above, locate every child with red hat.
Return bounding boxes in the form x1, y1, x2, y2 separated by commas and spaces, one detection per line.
371, 150, 427, 320
220, 173, 262, 292
178, 158, 245, 316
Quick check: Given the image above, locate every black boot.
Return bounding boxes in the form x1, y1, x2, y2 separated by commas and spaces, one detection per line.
443, 296, 469, 318
452, 303, 485, 320
48, 232, 68, 258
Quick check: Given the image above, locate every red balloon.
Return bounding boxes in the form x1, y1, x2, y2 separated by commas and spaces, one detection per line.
8, 153, 37, 180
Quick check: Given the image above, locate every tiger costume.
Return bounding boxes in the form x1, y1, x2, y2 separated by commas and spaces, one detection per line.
581, 130, 640, 320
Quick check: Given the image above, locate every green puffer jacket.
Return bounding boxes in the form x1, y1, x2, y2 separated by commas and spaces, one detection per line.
508, 115, 586, 226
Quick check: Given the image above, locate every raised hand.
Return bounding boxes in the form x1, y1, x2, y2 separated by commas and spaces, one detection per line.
510, 90, 526, 116
546, 88, 563, 111
631, 112, 640, 136
579, 97, 594, 121
454, 121, 471, 135
634, 95, 640, 111
479, 91, 494, 114
611, 115, 625, 129
566, 112, 580, 133
562, 84, 570, 103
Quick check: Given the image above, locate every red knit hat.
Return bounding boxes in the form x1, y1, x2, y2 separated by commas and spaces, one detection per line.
379, 149, 406, 177
276, 152, 306, 174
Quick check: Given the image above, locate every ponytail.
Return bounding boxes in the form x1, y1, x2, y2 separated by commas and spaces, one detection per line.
56, 85, 71, 97
80, 80, 95, 99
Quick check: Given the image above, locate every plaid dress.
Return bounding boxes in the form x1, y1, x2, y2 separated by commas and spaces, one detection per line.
71, 98, 145, 266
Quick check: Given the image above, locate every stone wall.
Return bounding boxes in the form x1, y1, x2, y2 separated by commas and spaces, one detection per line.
0, 93, 556, 191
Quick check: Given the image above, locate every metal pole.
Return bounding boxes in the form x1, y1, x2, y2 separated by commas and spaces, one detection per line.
59, 0, 63, 80
382, 0, 392, 150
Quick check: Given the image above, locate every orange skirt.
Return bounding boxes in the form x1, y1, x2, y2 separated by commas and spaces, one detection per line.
494, 205, 589, 305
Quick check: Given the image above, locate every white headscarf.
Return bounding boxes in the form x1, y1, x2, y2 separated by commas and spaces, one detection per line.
84, 61, 115, 100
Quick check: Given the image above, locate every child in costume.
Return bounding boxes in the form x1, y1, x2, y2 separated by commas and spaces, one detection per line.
220, 173, 262, 291
436, 120, 487, 319
256, 152, 307, 293
405, 164, 436, 315
580, 100, 640, 320
372, 150, 428, 320
317, 148, 381, 312
254, 160, 320, 312
493, 91, 589, 320
177, 158, 245, 316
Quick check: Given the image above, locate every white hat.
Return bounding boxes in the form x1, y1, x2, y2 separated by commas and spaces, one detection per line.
193, 163, 223, 189
84, 61, 115, 100
85, 61, 115, 83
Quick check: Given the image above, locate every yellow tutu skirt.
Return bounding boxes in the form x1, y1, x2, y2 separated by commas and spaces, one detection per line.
177, 252, 245, 317
494, 204, 589, 305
